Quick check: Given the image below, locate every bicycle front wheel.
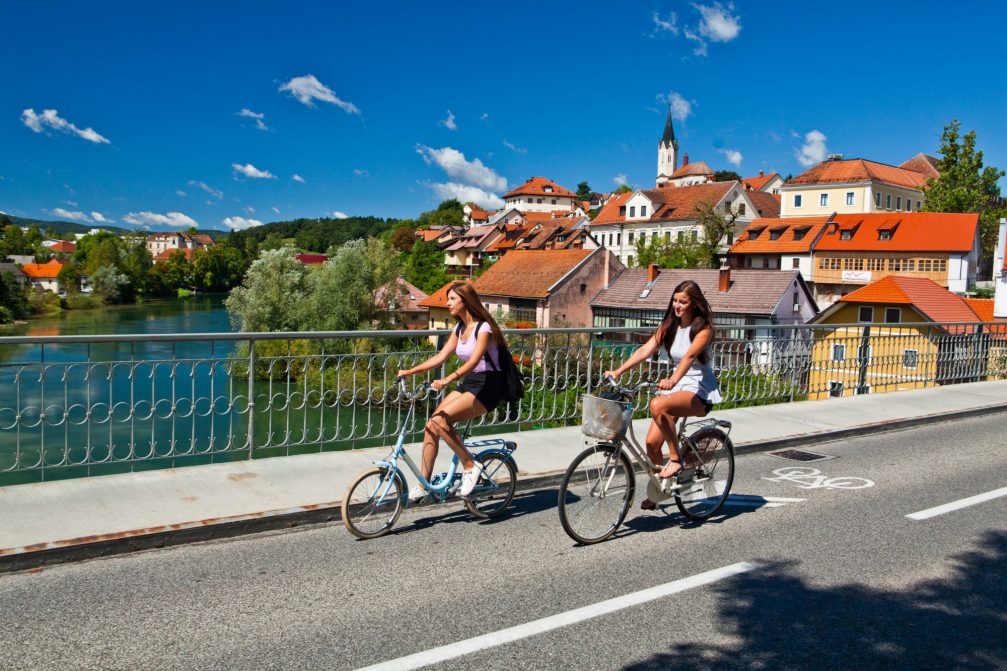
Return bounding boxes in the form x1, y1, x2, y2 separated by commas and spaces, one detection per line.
342, 467, 406, 539
464, 453, 517, 519
675, 429, 734, 521
558, 443, 635, 544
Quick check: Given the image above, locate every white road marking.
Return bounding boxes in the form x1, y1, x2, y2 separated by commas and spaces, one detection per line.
352, 562, 758, 671
906, 486, 1007, 520
721, 494, 806, 509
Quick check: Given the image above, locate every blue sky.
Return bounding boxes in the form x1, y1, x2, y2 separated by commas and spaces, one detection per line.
2, 0, 1005, 231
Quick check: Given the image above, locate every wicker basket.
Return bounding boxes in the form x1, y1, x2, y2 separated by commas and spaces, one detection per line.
581, 395, 633, 441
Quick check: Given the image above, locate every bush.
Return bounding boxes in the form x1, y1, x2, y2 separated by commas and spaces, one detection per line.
63, 293, 104, 310
26, 290, 62, 315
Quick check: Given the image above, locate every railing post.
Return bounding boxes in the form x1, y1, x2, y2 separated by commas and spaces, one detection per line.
247, 338, 256, 459
586, 336, 595, 395
973, 323, 985, 383
856, 324, 871, 395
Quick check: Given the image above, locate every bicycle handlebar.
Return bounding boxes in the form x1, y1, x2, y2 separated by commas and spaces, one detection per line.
603, 376, 657, 396
397, 376, 438, 401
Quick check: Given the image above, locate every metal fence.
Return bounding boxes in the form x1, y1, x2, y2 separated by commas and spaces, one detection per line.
0, 321, 1004, 482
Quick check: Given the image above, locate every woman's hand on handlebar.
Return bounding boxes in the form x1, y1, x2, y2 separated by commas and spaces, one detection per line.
397, 369, 412, 379
656, 377, 675, 390
601, 370, 619, 385
430, 377, 451, 392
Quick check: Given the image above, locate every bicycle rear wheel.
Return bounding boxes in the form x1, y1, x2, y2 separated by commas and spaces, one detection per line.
675, 429, 734, 521
558, 443, 635, 544
464, 453, 517, 519
342, 467, 405, 539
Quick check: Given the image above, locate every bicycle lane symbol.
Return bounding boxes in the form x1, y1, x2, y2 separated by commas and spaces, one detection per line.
761, 467, 874, 490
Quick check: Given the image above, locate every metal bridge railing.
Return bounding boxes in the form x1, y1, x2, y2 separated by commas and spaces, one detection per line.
0, 321, 1004, 482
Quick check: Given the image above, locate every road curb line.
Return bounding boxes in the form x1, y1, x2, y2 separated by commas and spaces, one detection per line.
3, 401, 1005, 574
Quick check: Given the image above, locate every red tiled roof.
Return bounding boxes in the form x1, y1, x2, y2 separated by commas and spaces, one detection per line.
376, 277, 429, 313
815, 213, 979, 252
591, 191, 633, 226
747, 190, 781, 218
965, 298, 995, 322
465, 203, 494, 220
593, 182, 734, 226
898, 154, 941, 181
742, 172, 779, 191
485, 224, 535, 252
503, 177, 576, 200
785, 159, 929, 190
295, 253, 328, 264
444, 224, 502, 252
730, 216, 831, 254
417, 229, 447, 242
473, 249, 594, 299
154, 248, 195, 261
48, 240, 76, 253
669, 161, 713, 178
838, 276, 978, 323
419, 279, 470, 309
20, 258, 65, 279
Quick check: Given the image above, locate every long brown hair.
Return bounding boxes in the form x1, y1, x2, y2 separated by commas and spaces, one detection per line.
656, 280, 715, 365
448, 282, 507, 349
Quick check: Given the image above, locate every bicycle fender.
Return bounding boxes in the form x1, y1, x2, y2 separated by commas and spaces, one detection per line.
372, 459, 396, 470
473, 447, 518, 471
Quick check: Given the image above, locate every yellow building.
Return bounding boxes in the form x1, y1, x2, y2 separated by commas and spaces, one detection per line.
779, 156, 936, 218
808, 276, 985, 399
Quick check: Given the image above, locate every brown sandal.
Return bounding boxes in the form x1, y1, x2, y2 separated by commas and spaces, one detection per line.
640, 498, 657, 511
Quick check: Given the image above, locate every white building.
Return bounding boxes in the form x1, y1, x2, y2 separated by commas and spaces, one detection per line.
502, 177, 578, 213
995, 218, 1007, 319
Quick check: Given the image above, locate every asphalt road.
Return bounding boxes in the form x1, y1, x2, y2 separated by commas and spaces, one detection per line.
2, 413, 1005, 671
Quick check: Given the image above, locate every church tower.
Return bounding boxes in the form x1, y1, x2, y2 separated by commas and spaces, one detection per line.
656, 105, 679, 186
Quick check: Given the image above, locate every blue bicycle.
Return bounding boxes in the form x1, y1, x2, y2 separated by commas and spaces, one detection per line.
341, 379, 519, 539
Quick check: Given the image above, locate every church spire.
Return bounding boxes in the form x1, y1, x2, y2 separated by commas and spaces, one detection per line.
661, 105, 678, 149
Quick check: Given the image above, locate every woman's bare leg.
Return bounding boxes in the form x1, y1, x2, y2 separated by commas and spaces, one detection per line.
424, 392, 487, 473
650, 392, 707, 477
420, 391, 461, 481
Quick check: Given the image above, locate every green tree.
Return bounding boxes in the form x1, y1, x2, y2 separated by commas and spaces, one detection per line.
302, 238, 401, 331
388, 222, 418, 253
0, 271, 29, 322
694, 200, 742, 266
190, 244, 248, 292
576, 181, 593, 200
57, 261, 82, 293
90, 265, 130, 304
634, 236, 711, 269
614, 184, 632, 194
25, 224, 43, 249
225, 247, 309, 331
714, 170, 742, 182
922, 119, 1006, 264
119, 233, 152, 296
403, 239, 448, 293
418, 199, 465, 229
0, 224, 31, 258
74, 231, 123, 275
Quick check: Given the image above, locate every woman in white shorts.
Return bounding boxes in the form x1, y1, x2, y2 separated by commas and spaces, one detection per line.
603, 279, 721, 509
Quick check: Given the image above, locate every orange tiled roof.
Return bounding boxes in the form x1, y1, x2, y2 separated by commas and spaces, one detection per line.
815, 213, 979, 252
785, 158, 929, 190
153, 247, 195, 261
417, 229, 447, 242
898, 153, 941, 181
48, 240, 76, 253
591, 191, 634, 226
376, 277, 429, 313
593, 182, 734, 226
20, 258, 65, 279
485, 224, 536, 252
669, 161, 713, 178
742, 172, 779, 191
418, 279, 470, 309
465, 203, 494, 220
503, 177, 576, 200
747, 190, 781, 218
838, 276, 978, 323
730, 216, 831, 254
965, 298, 995, 321
473, 249, 594, 299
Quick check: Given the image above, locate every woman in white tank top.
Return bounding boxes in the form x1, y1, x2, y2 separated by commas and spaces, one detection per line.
603, 280, 720, 509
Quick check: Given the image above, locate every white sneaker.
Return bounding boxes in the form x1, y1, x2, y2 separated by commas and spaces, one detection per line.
459, 463, 484, 498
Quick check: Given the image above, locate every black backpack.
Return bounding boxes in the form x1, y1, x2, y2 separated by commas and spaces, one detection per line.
456, 321, 525, 403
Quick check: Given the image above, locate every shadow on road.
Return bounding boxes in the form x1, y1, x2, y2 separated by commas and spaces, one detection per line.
396, 488, 558, 533
623, 530, 1007, 670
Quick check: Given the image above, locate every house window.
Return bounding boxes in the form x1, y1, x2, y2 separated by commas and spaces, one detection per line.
680, 231, 687, 242
878, 230, 892, 240
738, 203, 746, 215
829, 381, 844, 398
628, 232, 634, 243
639, 232, 647, 243
896, 196, 902, 211
875, 192, 882, 207
543, 186, 553, 193
691, 230, 698, 242
820, 193, 829, 207
937, 259, 947, 272
793, 229, 806, 241
792, 257, 800, 269
579, 283, 587, 295
846, 192, 855, 206
794, 195, 803, 208
630, 206, 636, 217
770, 230, 781, 240
537, 198, 543, 204
858, 306, 873, 323
917, 200, 922, 210
627, 255, 634, 266
616, 233, 621, 245
840, 230, 852, 240
832, 344, 846, 361
885, 308, 901, 323
641, 205, 648, 217
551, 198, 557, 205
619, 206, 626, 216
886, 194, 892, 209
905, 199, 911, 212
903, 349, 919, 369
665, 231, 671, 241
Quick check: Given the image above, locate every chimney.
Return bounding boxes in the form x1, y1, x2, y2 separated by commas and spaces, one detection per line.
683, 152, 690, 166
718, 265, 730, 293
759, 169, 764, 177
647, 263, 660, 283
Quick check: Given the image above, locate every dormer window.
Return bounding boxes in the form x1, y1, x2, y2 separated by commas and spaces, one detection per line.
840, 230, 853, 240
878, 230, 892, 241
619, 206, 626, 216
748, 230, 760, 240
769, 230, 782, 240
543, 186, 553, 193
792, 228, 808, 241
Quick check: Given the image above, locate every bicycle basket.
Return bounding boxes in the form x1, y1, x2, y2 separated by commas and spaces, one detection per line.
581, 395, 633, 441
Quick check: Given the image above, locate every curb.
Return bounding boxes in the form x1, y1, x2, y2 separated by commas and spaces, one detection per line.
3, 401, 1006, 574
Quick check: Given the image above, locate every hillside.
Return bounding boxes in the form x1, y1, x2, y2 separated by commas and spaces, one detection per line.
2, 214, 226, 240
225, 215, 398, 253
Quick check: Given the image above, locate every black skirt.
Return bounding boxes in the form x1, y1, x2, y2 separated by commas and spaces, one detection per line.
456, 371, 506, 412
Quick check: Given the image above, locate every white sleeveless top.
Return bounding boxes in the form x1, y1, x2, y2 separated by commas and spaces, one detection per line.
662, 325, 722, 404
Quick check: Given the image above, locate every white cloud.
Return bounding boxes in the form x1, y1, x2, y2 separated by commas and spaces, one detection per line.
795, 130, 828, 167
222, 216, 263, 230
176, 189, 187, 197
613, 174, 628, 187
21, 108, 110, 144
52, 208, 92, 222
683, 26, 708, 56
329, 211, 348, 219
232, 163, 275, 179
292, 174, 306, 183
243, 206, 255, 215
187, 180, 223, 199
278, 74, 360, 115
652, 11, 679, 35
65, 200, 78, 206
238, 108, 268, 131
438, 110, 457, 131
657, 91, 693, 121
502, 140, 527, 154
426, 182, 504, 210
91, 211, 114, 223
480, 112, 489, 122
718, 148, 743, 167
696, 2, 742, 42
353, 168, 370, 176
415, 145, 506, 191
124, 211, 198, 228
272, 207, 280, 214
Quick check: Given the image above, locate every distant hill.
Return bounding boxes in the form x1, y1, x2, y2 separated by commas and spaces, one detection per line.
2, 215, 226, 240
225, 215, 399, 253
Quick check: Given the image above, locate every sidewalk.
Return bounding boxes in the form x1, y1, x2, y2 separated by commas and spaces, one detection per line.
2, 380, 1006, 571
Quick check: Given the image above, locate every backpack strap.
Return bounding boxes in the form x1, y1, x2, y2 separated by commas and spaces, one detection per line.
474, 320, 501, 372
